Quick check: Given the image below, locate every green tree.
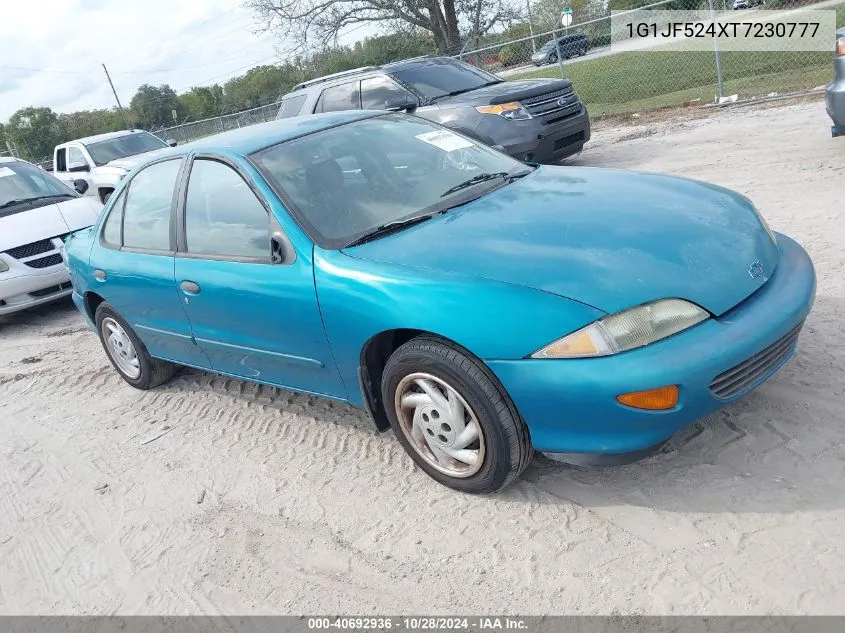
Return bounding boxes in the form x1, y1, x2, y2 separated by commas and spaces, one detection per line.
57, 108, 125, 140
5, 107, 61, 161
129, 84, 183, 128
178, 85, 224, 120
248, 0, 520, 54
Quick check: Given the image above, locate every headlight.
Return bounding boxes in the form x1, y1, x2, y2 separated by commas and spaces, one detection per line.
475, 102, 532, 121
531, 299, 709, 358
0, 257, 8, 273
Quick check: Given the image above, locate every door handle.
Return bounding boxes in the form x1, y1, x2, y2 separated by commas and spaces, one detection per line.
180, 280, 201, 295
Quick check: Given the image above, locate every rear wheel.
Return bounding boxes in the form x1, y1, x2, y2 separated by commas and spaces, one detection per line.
382, 336, 532, 493
95, 303, 175, 390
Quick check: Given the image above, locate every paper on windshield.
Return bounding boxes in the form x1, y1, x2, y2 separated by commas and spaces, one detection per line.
415, 131, 474, 152
0, 167, 15, 178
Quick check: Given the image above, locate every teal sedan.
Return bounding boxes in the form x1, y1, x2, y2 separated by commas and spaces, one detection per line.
64, 111, 815, 493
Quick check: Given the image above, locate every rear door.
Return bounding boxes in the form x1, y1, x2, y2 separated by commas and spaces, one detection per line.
173, 154, 346, 398
88, 157, 211, 368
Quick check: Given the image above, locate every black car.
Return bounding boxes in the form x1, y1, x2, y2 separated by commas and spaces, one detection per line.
275, 56, 590, 164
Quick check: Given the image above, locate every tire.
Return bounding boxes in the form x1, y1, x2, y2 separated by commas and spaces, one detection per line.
95, 302, 175, 390
101, 190, 113, 204
382, 336, 532, 493
548, 52, 558, 64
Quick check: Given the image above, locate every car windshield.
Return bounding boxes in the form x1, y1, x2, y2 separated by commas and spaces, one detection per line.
250, 114, 529, 249
540, 40, 558, 51
84, 132, 167, 166
389, 60, 502, 100
0, 161, 76, 216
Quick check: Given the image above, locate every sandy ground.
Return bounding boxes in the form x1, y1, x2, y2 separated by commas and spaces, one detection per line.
1, 98, 844, 616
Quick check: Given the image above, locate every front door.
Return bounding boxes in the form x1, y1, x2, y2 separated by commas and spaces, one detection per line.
173, 156, 346, 398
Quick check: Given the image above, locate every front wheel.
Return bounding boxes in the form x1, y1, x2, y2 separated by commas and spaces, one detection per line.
548, 52, 558, 64
382, 337, 532, 493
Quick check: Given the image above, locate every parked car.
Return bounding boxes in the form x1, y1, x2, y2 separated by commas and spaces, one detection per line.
276, 56, 590, 164
0, 157, 102, 316
530, 34, 590, 65
64, 112, 815, 493
826, 27, 845, 137
53, 130, 177, 204
733, 0, 763, 9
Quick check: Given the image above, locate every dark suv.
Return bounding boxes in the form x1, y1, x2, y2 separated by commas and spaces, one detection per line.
276, 56, 590, 163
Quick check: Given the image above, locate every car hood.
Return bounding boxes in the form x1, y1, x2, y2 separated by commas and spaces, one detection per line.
433, 78, 572, 107
342, 166, 780, 316
0, 196, 102, 251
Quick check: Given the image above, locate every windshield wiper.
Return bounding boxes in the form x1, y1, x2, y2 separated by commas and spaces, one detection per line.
430, 81, 503, 102
0, 194, 72, 210
344, 214, 437, 248
441, 170, 527, 198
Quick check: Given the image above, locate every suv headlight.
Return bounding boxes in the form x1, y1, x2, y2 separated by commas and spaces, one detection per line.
475, 102, 532, 121
531, 299, 709, 358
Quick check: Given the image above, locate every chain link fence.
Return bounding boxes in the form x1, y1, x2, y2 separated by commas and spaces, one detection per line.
149, 101, 283, 144
455, 0, 843, 117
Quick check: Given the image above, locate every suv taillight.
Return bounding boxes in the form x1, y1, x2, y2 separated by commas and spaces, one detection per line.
838, 37, 845, 56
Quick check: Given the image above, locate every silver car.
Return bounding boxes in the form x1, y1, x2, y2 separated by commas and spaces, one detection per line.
827, 27, 845, 137
0, 158, 101, 316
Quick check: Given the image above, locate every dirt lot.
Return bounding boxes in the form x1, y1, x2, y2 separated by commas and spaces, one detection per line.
1, 99, 843, 615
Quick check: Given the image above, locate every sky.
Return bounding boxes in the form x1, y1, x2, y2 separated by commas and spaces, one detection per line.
0, 0, 379, 122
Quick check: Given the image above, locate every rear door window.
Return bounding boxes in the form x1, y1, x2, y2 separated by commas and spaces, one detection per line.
278, 94, 307, 119
122, 159, 182, 251
314, 82, 361, 113
101, 190, 126, 247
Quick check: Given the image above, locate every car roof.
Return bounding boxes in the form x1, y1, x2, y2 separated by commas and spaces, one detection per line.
60, 129, 150, 146
0, 156, 22, 164
289, 55, 452, 92
147, 110, 384, 161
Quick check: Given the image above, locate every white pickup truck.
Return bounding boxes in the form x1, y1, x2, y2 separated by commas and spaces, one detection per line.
52, 129, 176, 203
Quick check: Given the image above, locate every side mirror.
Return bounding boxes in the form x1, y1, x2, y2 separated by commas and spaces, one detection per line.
385, 95, 418, 112
68, 161, 90, 173
166, 139, 178, 147
72, 179, 89, 195
270, 232, 295, 264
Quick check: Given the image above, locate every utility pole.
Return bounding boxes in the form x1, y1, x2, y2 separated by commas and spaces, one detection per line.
102, 63, 130, 130
527, 0, 536, 53
706, 0, 724, 101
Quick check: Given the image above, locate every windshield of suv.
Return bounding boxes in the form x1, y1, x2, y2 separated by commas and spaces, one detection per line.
0, 161, 76, 216
251, 114, 530, 249
389, 60, 502, 100
84, 131, 168, 166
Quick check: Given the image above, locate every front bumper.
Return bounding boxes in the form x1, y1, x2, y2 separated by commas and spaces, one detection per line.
499, 106, 591, 163
0, 266, 73, 316
486, 234, 816, 455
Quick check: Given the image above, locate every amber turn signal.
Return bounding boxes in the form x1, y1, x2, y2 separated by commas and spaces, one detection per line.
616, 385, 679, 410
